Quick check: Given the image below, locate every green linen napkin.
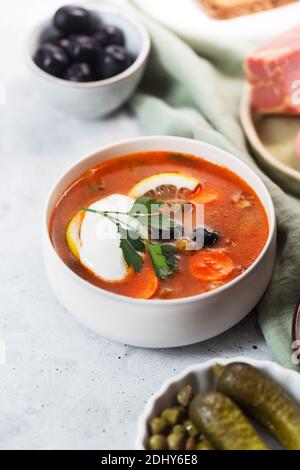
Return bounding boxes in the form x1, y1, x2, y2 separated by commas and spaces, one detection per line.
101, 0, 300, 369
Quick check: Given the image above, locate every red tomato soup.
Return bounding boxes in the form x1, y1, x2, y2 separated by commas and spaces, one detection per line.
49, 152, 269, 299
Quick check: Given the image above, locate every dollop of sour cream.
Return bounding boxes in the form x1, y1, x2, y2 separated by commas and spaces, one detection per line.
79, 194, 135, 282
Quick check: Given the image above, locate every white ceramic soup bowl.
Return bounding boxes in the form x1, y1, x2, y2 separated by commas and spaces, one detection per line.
43, 136, 276, 348
135, 357, 300, 450
24, 3, 150, 119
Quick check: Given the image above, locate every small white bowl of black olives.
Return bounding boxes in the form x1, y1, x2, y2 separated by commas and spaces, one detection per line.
25, 3, 151, 119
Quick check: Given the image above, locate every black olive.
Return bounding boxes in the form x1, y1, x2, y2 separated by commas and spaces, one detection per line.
67, 35, 100, 63
89, 14, 102, 34
56, 37, 73, 55
94, 25, 125, 48
53, 6, 98, 35
40, 26, 62, 45
97, 45, 130, 79
34, 43, 69, 77
192, 227, 219, 247
65, 62, 95, 82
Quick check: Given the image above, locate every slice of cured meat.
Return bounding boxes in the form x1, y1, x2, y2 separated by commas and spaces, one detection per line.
245, 25, 300, 115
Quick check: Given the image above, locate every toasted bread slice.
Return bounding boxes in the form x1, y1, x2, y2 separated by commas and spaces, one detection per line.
199, 0, 298, 19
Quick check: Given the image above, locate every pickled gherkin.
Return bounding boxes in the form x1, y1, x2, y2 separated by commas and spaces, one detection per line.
189, 391, 268, 450
215, 362, 300, 450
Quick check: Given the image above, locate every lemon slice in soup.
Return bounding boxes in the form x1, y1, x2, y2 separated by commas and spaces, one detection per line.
66, 194, 135, 282
66, 211, 84, 260
128, 172, 200, 200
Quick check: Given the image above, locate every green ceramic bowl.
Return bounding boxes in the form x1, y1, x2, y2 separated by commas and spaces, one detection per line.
240, 85, 300, 197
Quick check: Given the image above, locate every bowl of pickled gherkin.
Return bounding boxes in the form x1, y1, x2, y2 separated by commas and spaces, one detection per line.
136, 358, 300, 450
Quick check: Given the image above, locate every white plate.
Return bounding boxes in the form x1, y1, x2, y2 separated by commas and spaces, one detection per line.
136, 357, 300, 449
134, 0, 300, 43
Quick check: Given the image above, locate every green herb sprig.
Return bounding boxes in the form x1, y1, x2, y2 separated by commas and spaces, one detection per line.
81, 196, 179, 279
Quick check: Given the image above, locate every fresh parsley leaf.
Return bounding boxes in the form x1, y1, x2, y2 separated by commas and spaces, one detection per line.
118, 225, 145, 273
130, 197, 181, 237
119, 226, 145, 253
81, 197, 179, 278
147, 243, 178, 279
126, 234, 145, 253
129, 196, 163, 217
161, 244, 178, 270
120, 239, 144, 273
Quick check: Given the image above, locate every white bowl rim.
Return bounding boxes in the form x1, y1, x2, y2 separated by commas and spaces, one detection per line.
24, 2, 151, 89
135, 356, 300, 449
43, 135, 276, 307
240, 85, 300, 182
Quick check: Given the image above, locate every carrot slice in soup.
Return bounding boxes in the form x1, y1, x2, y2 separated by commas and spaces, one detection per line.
124, 265, 158, 299
189, 250, 234, 282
